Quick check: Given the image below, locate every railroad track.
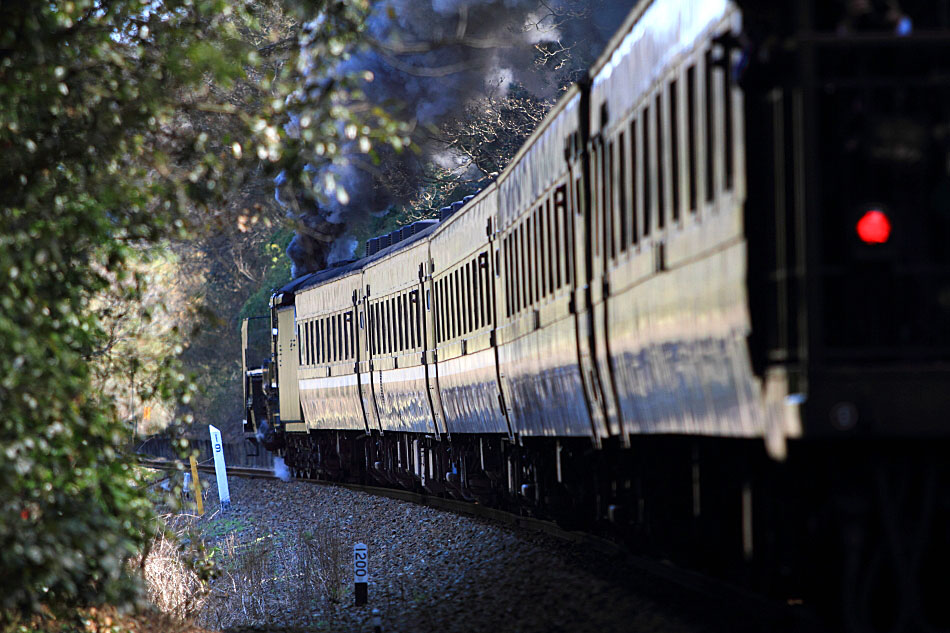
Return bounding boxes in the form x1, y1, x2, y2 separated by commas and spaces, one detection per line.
137, 453, 823, 631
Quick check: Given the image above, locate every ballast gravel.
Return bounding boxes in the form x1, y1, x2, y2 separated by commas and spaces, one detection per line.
178, 473, 793, 633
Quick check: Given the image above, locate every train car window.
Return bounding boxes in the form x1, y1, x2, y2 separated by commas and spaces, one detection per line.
487, 251, 496, 324
629, 120, 639, 245
553, 194, 563, 287
605, 139, 615, 259
463, 264, 471, 334
444, 278, 450, 341
531, 207, 544, 301
387, 298, 394, 353
470, 259, 479, 330
535, 207, 544, 299
315, 318, 321, 364
656, 92, 666, 231
398, 293, 405, 352
437, 279, 444, 343
385, 298, 391, 353
348, 311, 354, 359
415, 290, 423, 347
376, 303, 382, 355
436, 281, 442, 345
330, 315, 334, 362
556, 183, 569, 286
457, 273, 463, 337
545, 199, 555, 294
368, 305, 374, 355
478, 252, 489, 326
318, 319, 324, 365
723, 56, 734, 192
687, 65, 698, 213
297, 324, 302, 366
393, 295, 400, 352
670, 78, 681, 223
642, 106, 652, 237
312, 320, 318, 365
378, 303, 384, 354
339, 313, 344, 361
407, 292, 415, 349
508, 235, 516, 314
372, 301, 380, 354
524, 217, 533, 307
447, 275, 454, 340
381, 302, 387, 354
503, 238, 511, 318
704, 49, 716, 203
442, 276, 449, 340
452, 270, 460, 339
405, 291, 412, 348
333, 314, 340, 362
527, 222, 535, 308
617, 133, 628, 251
518, 223, 527, 311
510, 233, 519, 314
342, 312, 353, 360
341, 313, 346, 360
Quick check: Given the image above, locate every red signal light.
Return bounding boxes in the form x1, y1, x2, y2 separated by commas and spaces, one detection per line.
856, 209, 891, 245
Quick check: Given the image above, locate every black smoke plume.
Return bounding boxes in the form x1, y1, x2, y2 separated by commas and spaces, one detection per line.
279, 0, 635, 278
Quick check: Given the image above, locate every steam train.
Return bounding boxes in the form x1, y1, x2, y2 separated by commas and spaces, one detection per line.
242, 0, 950, 628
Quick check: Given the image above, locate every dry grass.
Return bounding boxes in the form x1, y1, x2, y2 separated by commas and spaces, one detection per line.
134, 501, 355, 631
132, 521, 208, 621
297, 527, 348, 605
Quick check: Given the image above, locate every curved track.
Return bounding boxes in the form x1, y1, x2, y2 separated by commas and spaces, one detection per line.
138, 454, 823, 632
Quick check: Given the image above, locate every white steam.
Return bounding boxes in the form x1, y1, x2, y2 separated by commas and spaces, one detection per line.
273, 456, 291, 482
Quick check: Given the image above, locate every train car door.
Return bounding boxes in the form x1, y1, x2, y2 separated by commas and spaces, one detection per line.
568, 90, 617, 443
354, 286, 379, 433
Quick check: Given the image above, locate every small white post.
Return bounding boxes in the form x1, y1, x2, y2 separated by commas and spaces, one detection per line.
209, 425, 231, 510
354, 542, 368, 606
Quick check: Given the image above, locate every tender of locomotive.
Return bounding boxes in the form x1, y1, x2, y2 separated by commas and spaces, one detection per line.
244, 0, 950, 627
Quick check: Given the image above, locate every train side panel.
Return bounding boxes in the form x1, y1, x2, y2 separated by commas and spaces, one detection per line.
296, 271, 367, 432
496, 89, 593, 437
429, 185, 509, 436
586, 0, 781, 444
363, 239, 437, 435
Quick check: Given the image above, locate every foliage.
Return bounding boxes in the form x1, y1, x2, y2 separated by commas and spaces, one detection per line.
0, 0, 404, 622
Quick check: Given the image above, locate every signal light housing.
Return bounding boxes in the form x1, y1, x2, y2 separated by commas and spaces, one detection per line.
856, 209, 891, 245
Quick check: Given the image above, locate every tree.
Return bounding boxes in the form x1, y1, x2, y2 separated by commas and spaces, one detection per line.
0, 0, 403, 621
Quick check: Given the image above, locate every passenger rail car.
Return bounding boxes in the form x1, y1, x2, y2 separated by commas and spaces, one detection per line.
245, 0, 950, 628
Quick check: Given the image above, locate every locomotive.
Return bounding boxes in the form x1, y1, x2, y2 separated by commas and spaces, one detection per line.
242, 0, 950, 628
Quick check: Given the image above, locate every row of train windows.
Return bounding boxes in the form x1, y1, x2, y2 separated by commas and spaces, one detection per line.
596, 51, 735, 259
369, 290, 422, 356
503, 183, 573, 318
298, 311, 354, 367
434, 252, 493, 344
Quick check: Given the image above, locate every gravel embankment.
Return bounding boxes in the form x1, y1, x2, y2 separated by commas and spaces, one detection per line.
170, 473, 806, 633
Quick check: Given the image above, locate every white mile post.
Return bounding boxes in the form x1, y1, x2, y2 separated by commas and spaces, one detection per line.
209, 425, 231, 510
353, 542, 368, 606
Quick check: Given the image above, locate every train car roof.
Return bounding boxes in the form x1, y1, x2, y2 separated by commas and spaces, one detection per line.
273, 219, 441, 303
